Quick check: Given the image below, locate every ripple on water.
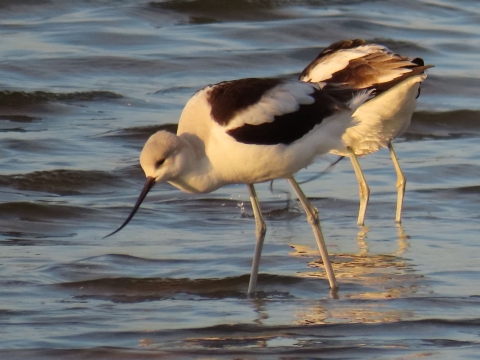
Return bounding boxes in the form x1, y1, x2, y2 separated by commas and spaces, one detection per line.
101, 123, 178, 142
0, 170, 121, 195
0, 90, 122, 108
0, 0, 479, 358
0, 201, 101, 238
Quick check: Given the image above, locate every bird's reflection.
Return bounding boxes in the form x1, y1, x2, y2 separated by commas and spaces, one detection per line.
291, 224, 414, 288
288, 223, 420, 324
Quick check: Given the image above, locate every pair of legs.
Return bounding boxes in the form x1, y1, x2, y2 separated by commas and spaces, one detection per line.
246, 177, 338, 295
349, 142, 406, 226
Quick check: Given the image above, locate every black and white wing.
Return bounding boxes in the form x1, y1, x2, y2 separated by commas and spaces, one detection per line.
205, 78, 369, 145
300, 39, 433, 93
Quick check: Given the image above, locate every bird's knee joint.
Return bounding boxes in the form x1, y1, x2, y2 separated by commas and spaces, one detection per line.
260, 224, 267, 236
306, 211, 320, 225
257, 221, 266, 236
359, 185, 370, 198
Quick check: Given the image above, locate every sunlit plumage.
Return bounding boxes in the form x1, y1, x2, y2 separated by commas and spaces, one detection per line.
300, 39, 434, 225
106, 77, 373, 295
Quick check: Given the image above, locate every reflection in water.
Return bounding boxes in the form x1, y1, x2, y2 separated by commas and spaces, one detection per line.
356, 224, 410, 257
289, 224, 420, 324
295, 301, 416, 325
356, 225, 369, 256
251, 298, 269, 326
396, 224, 410, 256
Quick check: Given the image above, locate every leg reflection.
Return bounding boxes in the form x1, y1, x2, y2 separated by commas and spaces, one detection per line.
394, 223, 410, 256
356, 225, 370, 256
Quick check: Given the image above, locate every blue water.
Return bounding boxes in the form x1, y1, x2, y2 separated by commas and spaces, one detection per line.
1, 0, 480, 358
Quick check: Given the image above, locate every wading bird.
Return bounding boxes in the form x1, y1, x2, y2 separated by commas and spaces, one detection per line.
105, 77, 373, 294
300, 39, 433, 225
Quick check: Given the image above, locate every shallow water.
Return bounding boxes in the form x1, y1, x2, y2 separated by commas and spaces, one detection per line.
1, 0, 480, 359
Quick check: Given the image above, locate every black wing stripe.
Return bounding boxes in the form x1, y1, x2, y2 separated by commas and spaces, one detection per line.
226, 90, 339, 145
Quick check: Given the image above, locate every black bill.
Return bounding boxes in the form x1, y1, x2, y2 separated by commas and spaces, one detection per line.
103, 176, 156, 238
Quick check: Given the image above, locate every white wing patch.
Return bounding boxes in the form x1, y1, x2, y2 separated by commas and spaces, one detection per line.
301, 44, 388, 82
223, 81, 318, 131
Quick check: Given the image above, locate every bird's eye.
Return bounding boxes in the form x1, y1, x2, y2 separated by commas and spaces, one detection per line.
155, 159, 165, 168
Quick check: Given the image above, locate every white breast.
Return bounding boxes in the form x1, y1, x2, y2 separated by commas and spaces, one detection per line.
330, 75, 425, 156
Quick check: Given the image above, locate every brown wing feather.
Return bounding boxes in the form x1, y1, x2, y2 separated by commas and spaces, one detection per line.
301, 39, 434, 93
373, 64, 434, 94
328, 51, 422, 88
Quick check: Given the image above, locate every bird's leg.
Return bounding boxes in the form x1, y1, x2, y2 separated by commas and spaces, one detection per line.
388, 142, 406, 223
348, 147, 370, 226
247, 184, 267, 295
287, 177, 338, 291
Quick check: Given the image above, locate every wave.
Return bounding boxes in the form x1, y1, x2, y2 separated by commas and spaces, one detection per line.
0, 201, 98, 220
0, 169, 119, 195
416, 185, 480, 195
148, 0, 368, 23
101, 123, 178, 141
2, 314, 479, 359
150, 0, 368, 12
406, 110, 480, 139
0, 114, 38, 122
0, 90, 122, 108
58, 273, 301, 302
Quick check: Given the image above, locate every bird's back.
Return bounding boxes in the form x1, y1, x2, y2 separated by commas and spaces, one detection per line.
300, 39, 430, 89
300, 39, 433, 156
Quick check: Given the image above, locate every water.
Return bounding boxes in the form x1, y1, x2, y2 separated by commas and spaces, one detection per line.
1, 0, 480, 358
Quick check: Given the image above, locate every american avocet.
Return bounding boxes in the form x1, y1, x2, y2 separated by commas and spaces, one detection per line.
105, 77, 372, 294
300, 39, 433, 225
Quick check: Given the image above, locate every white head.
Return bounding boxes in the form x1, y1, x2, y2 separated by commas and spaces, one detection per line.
140, 130, 188, 183
104, 130, 188, 238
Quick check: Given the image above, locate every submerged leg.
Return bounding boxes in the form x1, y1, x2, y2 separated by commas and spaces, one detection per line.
348, 147, 370, 226
287, 177, 338, 291
247, 184, 267, 295
388, 142, 406, 223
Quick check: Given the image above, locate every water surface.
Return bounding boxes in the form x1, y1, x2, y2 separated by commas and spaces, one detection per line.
1, 0, 480, 358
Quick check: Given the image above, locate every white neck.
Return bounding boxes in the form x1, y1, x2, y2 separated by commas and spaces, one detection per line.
167, 134, 223, 194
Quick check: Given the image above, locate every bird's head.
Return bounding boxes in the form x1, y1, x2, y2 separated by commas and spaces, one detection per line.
140, 130, 187, 183
104, 130, 186, 238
